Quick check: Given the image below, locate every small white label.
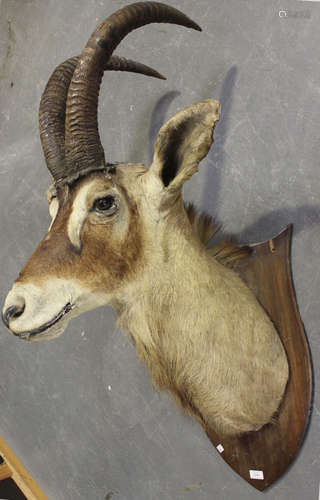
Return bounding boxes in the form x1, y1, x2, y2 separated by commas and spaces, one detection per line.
216, 444, 224, 453
249, 470, 264, 480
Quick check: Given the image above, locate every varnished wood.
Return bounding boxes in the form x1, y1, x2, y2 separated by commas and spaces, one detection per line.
0, 462, 12, 481
206, 226, 313, 491
0, 435, 49, 500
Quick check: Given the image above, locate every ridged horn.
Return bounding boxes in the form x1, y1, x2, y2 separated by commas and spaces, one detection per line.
64, 2, 201, 183
39, 54, 166, 181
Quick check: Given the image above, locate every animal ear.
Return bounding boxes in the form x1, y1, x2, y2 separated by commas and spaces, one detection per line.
149, 99, 220, 191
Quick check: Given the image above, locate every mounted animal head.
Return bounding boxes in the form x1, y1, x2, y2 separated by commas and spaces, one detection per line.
2, 1, 290, 443
2, 2, 220, 341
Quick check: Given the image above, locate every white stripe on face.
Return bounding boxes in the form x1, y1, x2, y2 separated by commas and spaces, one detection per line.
67, 180, 97, 250
48, 197, 59, 231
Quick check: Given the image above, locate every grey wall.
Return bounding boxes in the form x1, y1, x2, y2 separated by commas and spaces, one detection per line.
0, 0, 319, 499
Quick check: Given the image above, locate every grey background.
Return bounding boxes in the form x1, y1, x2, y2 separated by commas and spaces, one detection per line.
0, 0, 319, 499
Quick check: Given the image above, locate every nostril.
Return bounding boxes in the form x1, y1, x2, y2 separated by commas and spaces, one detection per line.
2, 303, 25, 329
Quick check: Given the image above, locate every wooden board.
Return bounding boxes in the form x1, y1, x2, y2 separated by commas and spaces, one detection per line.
0, 462, 12, 481
0, 436, 49, 500
205, 226, 313, 491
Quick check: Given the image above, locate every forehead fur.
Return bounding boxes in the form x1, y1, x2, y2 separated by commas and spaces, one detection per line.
55, 164, 148, 203
18, 166, 145, 294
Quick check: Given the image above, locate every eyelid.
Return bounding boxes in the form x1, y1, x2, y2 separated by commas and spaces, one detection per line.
90, 191, 119, 208
89, 190, 112, 204
93, 199, 118, 217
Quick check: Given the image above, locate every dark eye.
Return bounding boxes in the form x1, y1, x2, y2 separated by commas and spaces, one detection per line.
93, 195, 117, 215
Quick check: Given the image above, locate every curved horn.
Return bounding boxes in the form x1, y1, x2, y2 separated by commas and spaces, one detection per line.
105, 55, 166, 79
39, 55, 166, 181
64, 2, 201, 183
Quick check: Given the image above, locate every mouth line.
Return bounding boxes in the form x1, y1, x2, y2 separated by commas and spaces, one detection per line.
17, 302, 73, 340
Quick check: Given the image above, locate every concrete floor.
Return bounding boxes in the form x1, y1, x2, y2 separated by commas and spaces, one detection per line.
0, 0, 319, 499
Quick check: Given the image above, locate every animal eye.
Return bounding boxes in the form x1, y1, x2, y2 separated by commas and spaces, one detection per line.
93, 195, 117, 214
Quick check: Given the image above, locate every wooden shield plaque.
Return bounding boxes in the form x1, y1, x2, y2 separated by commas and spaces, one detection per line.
205, 225, 313, 491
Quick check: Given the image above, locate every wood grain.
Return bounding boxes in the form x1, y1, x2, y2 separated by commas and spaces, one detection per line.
205, 226, 313, 491
0, 435, 49, 500
0, 462, 12, 481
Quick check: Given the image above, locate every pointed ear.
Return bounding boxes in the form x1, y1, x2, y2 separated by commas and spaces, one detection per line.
149, 99, 220, 191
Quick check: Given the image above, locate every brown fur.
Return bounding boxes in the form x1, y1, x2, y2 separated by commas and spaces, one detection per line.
18, 174, 143, 296
4, 100, 288, 436
185, 203, 251, 268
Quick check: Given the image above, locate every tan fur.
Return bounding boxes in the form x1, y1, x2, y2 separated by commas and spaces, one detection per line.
117, 197, 288, 435
3, 99, 289, 436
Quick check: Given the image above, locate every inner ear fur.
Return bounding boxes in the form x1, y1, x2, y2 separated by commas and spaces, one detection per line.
150, 99, 220, 190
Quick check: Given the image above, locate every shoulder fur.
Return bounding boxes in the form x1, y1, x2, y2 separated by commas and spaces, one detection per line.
184, 203, 251, 268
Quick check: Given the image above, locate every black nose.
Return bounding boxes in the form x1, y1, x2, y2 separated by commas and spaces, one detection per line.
2, 304, 25, 329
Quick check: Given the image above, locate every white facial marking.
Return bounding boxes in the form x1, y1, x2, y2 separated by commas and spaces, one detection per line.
3, 278, 108, 341
67, 180, 97, 250
48, 197, 59, 231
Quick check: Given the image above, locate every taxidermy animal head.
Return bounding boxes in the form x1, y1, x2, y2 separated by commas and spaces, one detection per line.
2, 2, 288, 436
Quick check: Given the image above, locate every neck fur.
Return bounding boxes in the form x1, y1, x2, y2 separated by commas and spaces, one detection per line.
114, 206, 289, 436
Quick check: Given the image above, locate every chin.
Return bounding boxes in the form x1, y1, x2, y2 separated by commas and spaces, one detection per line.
14, 317, 70, 342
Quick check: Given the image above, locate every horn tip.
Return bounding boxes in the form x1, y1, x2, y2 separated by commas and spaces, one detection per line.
187, 18, 202, 32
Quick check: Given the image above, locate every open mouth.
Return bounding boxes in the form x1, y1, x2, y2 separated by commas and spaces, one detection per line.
17, 302, 73, 340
